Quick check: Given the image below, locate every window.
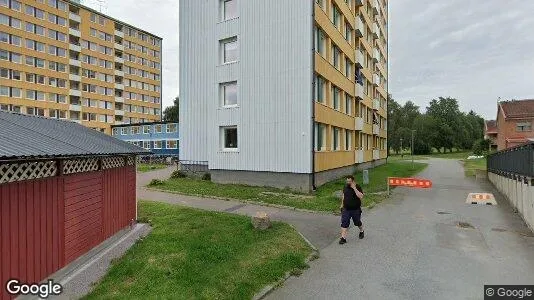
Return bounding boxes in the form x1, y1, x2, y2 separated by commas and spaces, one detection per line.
167, 123, 177, 133
143, 125, 150, 134
0, 68, 7, 78
332, 6, 341, 29
0, 85, 8, 96
11, 70, 20, 80
345, 58, 352, 78
10, 52, 21, 63
345, 23, 352, 43
332, 127, 340, 150
222, 38, 238, 63
153, 141, 162, 149
516, 122, 532, 132
332, 46, 340, 69
155, 124, 162, 133
345, 130, 352, 150
345, 94, 352, 115
315, 123, 326, 151
143, 141, 150, 149
221, 81, 237, 106
222, 126, 238, 150
132, 126, 140, 134
121, 127, 128, 135
222, 0, 237, 21
315, 26, 326, 57
166, 140, 178, 149
0, 50, 7, 60
332, 86, 340, 110
11, 87, 20, 98
315, 75, 325, 103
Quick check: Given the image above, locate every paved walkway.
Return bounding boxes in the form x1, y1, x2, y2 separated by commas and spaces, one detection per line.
136, 160, 534, 299
267, 159, 534, 300
137, 167, 339, 250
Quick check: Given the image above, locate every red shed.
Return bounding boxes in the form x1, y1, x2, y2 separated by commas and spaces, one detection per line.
0, 111, 149, 300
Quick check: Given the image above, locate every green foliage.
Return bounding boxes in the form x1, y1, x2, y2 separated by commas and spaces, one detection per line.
149, 179, 164, 186
472, 139, 491, 155
201, 173, 211, 181
162, 96, 179, 122
171, 170, 187, 178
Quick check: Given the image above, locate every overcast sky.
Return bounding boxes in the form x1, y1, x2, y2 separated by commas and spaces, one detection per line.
390, 0, 534, 119
87, 1, 534, 119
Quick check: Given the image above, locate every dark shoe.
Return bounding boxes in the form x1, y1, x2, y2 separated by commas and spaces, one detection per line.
359, 231, 364, 239
339, 237, 347, 244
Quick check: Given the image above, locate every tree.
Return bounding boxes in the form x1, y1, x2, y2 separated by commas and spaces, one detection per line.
163, 97, 179, 122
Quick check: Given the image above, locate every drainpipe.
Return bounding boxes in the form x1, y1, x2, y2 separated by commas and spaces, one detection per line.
311, 0, 317, 191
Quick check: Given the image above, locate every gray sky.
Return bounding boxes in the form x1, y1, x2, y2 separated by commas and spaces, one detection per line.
390, 0, 534, 119
87, 1, 534, 119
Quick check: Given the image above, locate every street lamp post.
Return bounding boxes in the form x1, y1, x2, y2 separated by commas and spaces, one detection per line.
400, 138, 403, 158
411, 130, 416, 169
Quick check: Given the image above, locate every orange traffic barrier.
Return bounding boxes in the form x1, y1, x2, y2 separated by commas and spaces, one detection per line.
387, 177, 433, 191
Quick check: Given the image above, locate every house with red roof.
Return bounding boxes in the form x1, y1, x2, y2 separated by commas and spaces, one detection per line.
484, 120, 498, 151
496, 99, 534, 150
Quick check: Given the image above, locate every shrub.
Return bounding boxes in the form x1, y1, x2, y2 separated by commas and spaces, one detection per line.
472, 139, 491, 155
201, 173, 211, 181
149, 179, 164, 186
413, 141, 432, 155
171, 170, 187, 179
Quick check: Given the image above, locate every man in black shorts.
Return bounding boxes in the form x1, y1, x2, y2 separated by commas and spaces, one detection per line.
339, 175, 365, 244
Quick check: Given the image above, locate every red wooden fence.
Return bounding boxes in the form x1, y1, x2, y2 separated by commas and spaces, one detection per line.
0, 165, 136, 300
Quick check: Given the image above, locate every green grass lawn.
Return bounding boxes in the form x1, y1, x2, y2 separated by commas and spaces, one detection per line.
137, 163, 168, 173
149, 161, 428, 213
84, 201, 312, 300
462, 158, 487, 177
389, 151, 474, 160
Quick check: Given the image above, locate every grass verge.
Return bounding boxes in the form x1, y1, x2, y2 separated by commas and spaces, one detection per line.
149, 161, 428, 214
462, 158, 487, 177
137, 163, 168, 173
84, 201, 312, 300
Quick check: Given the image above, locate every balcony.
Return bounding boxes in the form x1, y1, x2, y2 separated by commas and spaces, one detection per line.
69, 74, 81, 81
69, 58, 81, 67
373, 73, 380, 86
373, 98, 380, 110
114, 70, 124, 77
114, 29, 124, 38
69, 44, 81, 52
355, 150, 363, 163
373, 124, 379, 135
115, 96, 124, 103
355, 18, 364, 38
69, 89, 81, 97
68, 28, 81, 37
373, 149, 380, 160
114, 43, 124, 51
114, 57, 124, 64
372, 0, 379, 15
355, 117, 364, 130
373, 23, 380, 39
356, 86, 363, 100
114, 83, 124, 90
69, 12, 81, 23
115, 110, 124, 116
356, 50, 364, 68
373, 48, 380, 62
69, 104, 81, 111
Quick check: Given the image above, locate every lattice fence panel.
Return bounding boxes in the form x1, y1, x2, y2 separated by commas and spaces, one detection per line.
0, 161, 57, 184
63, 158, 99, 175
102, 156, 126, 170
127, 156, 135, 166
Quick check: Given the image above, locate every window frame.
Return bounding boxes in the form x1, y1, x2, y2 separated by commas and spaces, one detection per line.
221, 126, 238, 151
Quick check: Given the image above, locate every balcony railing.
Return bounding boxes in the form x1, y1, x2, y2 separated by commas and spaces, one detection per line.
372, 0, 379, 15
373, 98, 380, 110
373, 73, 380, 86
373, 48, 380, 62
355, 18, 364, 38
355, 117, 364, 130
69, 12, 81, 23
373, 23, 379, 39
356, 50, 364, 68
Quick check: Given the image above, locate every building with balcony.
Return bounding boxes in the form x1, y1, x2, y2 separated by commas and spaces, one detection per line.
495, 99, 534, 150
0, 0, 162, 134
484, 120, 498, 151
179, 0, 388, 191
111, 121, 179, 157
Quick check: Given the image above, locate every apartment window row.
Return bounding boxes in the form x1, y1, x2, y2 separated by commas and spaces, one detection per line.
314, 26, 354, 81
125, 27, 161, 47
124, 53, 161, 70
90, 13, 107, 26
1, 51, 66, 71
81, 54, 114, 69
0, 0, 22, 12
122, 104, 161, 116
81, 40, 113, 55
81, 98, 113, 109
81, 84, 114, 96
124, 40, 160, 58
46, 0, 68, 11
125, 79, 160, 93
314, 74, 354, 116
125, 140, 178, 150
315, 122, 380, 152
115, 124, 177, 136
124, 65, 160, 81
0, 31, 21, 46
82, 112, 114, 123
81, 68, 114, 83
90, 28, 113, 42
124, 92, 160, 104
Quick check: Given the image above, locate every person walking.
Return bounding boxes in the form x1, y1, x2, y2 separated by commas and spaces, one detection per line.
339, 175, 364, 245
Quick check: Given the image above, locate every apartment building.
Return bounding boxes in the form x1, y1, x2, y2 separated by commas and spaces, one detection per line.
0, 0, 162, 134
179, 0, 388, 191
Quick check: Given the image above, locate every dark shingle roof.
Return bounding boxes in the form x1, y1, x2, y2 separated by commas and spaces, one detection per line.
499, 99, 534, 118
0, 111, 150, 160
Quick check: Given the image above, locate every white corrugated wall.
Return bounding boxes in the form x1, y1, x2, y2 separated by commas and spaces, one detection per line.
179, 0, 313, 173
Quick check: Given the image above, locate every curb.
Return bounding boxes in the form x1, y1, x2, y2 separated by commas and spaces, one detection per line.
252, 225, 320, 300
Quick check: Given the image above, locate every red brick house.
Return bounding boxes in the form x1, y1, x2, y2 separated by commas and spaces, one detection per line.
496, 100, 534, 150
484, 120, 498, 151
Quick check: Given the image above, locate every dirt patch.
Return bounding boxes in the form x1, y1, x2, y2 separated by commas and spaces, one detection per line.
457, 221, 475, 229
437, 211, 451, 215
